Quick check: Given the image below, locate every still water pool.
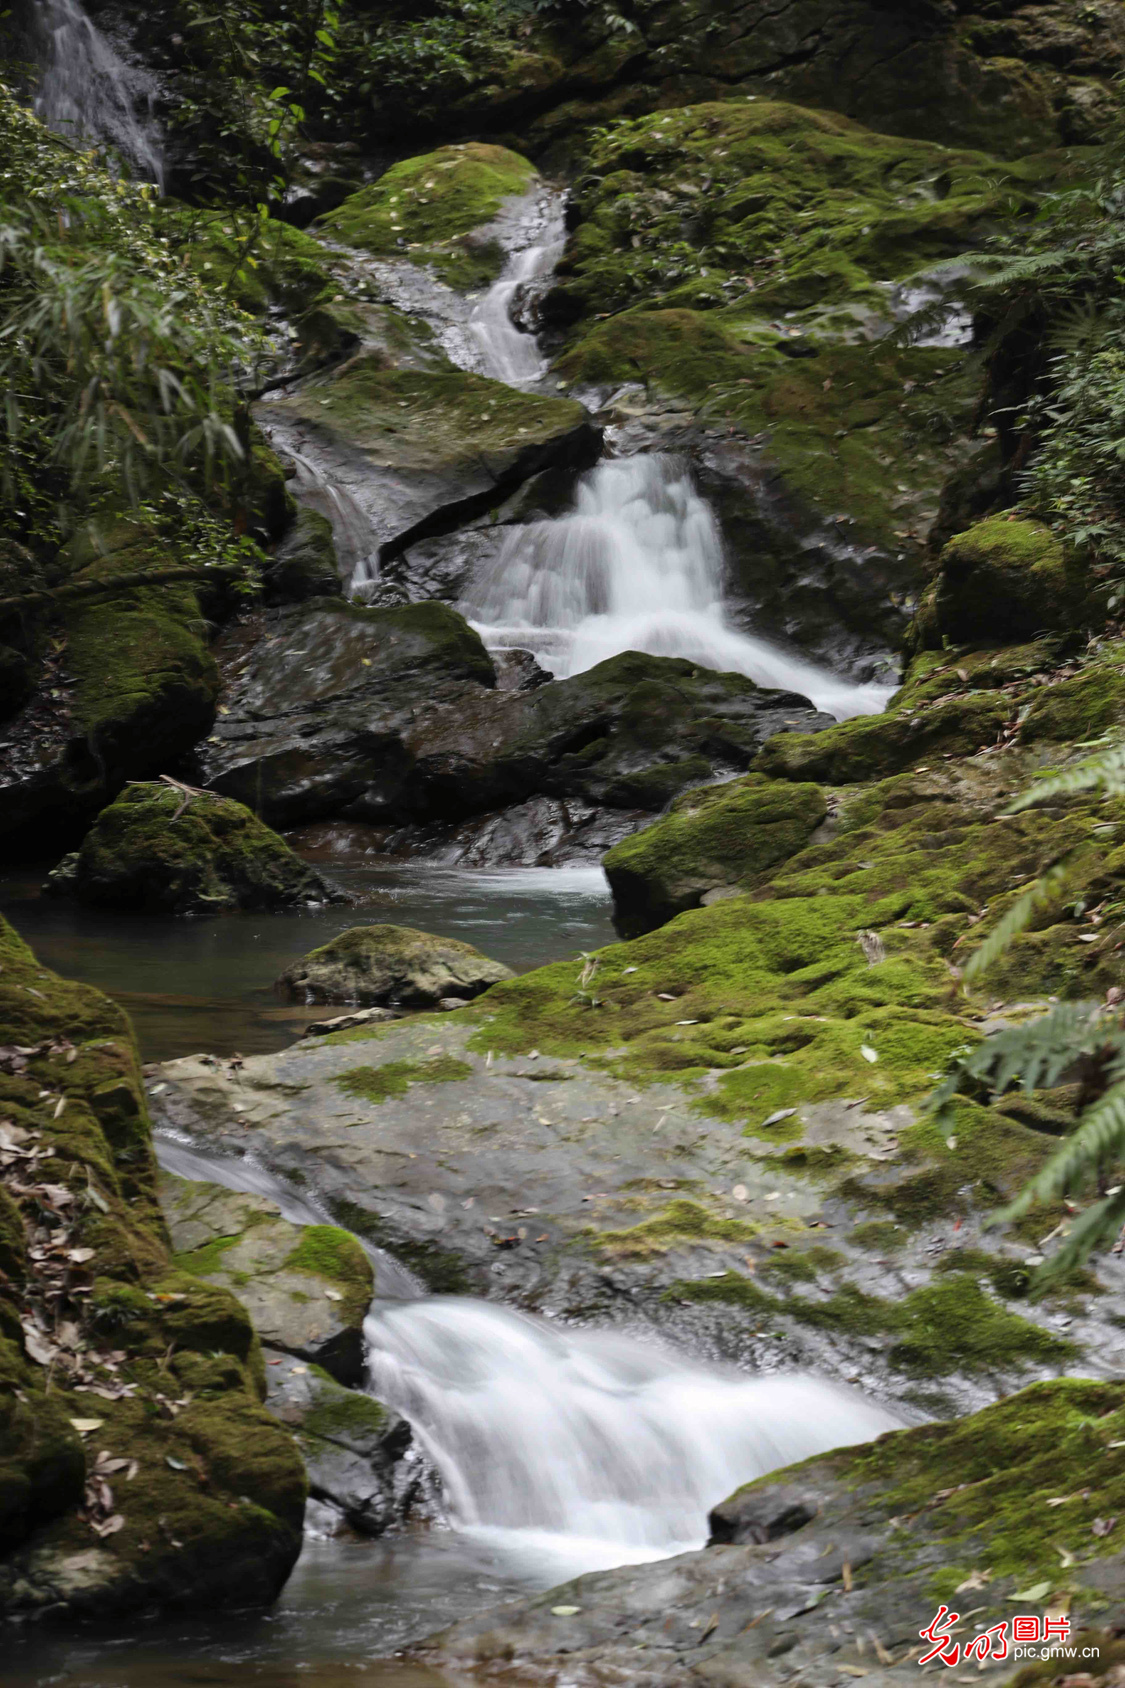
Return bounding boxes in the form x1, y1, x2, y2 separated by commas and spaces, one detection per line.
0, 859, 616, 1061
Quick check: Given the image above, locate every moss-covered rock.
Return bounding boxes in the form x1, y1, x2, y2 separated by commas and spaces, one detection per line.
603, 773, 827, 933
161, 1173, 373, 1384
0, 915, 304, 1619
320, 142, 536, 287
0, 519, 221, 852
52, 782, 344, 917
912, 514, 1101, 650
264, 507, 342, 605
263, 1352, 417, 1538
277, 924, 513, 1008
755, 692, 1011, 784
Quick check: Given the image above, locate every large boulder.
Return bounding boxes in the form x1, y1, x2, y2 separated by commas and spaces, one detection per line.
319, 142, 537, 288
277, 924, 513, 1008
263, 507, 344, 605
203, 605, 836, 838
47, 782, 344, 917
0, 916, 305, 1621
160, 1174, 374, 1384
603, 774, 828, 933
911, 513, 1102, 649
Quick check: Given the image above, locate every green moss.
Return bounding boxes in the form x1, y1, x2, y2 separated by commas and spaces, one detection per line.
849, 1220, 907, 1253
1020, 652, 1125, 745
913, 514, 1099, 650
319, 143, 536, 283
272, 357, 586, 471
604, 773, 826, 930
845, 1378, 1125, 1584
756, 693, 1009, 784
172, 1233, 241, 1279
669, 1269, 1075, 1377
333, 1054, 474, 1105
303, 1389, 389, 1442
70, 781, 334, 915
280, 1225, 372, 1322
171, 207, 330, 313
593, 1198, 761, 1259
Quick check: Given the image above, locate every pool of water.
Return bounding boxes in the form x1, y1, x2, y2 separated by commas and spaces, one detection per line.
4, 1530, 551, 1687
0, 860, 615, 1062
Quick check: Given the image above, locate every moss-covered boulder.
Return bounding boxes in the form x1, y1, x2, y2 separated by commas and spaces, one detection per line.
0, 915, 305, 1620
912, 514, 1101, 650
320, 142, 536, 288
604, 774, 827, 933
277, 924, 514, 1009
264, 1352, 420, 1538
0, 519, 221, 852
160, 1174, 373, 1384
51, 782, 344, 917
755, 691, 1012, 784
263, 507, 343, 605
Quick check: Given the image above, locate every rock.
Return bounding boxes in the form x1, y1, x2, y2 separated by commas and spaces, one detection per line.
319, 142, 537, 289
49, 782, 345, 917
755, 691, 1011, 784
603, 774, 828, 933
263, 1353, 426, 1537
414, 1378, 1125, 1686
0, 915, 305, 1621
203, 605, 835, 834
277, 924, 514, 1008
0, 518, 220, 853
159, 1173, 374, 1384
912, 513, 1101, 649
301, 1007, 400, 1038
707, 1481, 819, 1546
264, 507, 343, 605
258, 351, 600, 566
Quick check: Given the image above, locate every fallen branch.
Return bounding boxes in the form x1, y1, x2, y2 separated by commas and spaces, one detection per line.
0, 562, 245, 616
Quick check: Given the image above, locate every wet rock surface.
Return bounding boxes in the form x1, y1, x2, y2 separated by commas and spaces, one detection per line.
277, 923, 514, 1008
263, 1352, 428, 1539
202, 604, 835, 845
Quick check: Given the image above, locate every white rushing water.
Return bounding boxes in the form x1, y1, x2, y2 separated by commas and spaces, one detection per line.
463, 453, 895, 720
366, 1297, 903, 1581
33, 0, 163, 185
469, 206, 566, 387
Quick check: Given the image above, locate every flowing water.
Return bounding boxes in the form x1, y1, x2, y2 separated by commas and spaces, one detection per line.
462, 453, 895, 719
32, 0, 163, 185
468, 206, 566, 387
365, 1297, 903, 1582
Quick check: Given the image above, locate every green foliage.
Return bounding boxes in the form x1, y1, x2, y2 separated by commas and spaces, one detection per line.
0, 85, 267, 564
172, 0, 342, 203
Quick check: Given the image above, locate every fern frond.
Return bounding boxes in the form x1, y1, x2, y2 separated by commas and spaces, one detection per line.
996, 1082, 1125, 1222
933, 1001, 1109, 1108
963, 855, 1077, 983
1003, 739, 1125, 811
1029, 1186, 1125, 1291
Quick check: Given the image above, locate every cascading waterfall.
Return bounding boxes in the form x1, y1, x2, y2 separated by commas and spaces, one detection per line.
462, 453, 895, 720
33, 0, 163, 185
366, 1297, 903, 1579
468, 207, 566, 388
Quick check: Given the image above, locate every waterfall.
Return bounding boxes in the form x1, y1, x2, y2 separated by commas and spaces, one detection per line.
469, 209, 566, 388
366, 1297, 903, 1579
283, 443, 381, 591
462, 454, 895, 720
33, 0, 163, 186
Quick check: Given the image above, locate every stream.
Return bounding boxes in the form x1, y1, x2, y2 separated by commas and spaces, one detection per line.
7, 12, 911, 1680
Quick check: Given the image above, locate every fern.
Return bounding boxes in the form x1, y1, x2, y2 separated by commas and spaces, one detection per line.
963, 854, 1079, 982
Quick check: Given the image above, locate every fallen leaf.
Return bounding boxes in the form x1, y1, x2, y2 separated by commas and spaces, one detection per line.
69, 1419, 104, 1434
842, 1560, 853, 1591
323, 1289, 343, 1302
92, 1514, 125, 1537
165, 1456, 187, 1471
1092, 1516, 1117, 1537
732, 1184, 749, 1202
955, 1568, 992, 1591
1011, 1581, 1052, 1602
838, 1669, 868, 1679
762, 1108, 798, 1128
551, 1606, 581, 1617
860, 1045, 879, 1064
1056, 1544, 1077, 1567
